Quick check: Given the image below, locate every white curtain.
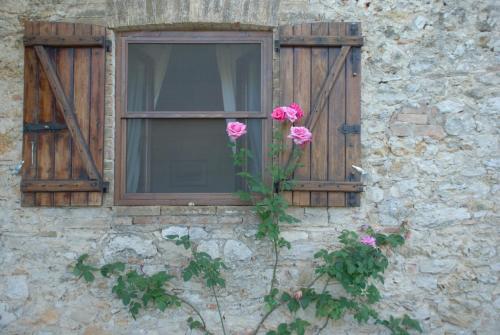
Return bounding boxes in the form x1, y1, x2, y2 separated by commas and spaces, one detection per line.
216, 45, 261, 179
142, 44, 171, 109
126, 55, 148, 193
126, 45, 171, 192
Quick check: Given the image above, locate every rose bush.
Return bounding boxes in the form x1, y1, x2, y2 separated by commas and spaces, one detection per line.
71, 104, 421, 335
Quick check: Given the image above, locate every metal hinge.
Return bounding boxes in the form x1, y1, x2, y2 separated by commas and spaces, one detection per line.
339, 123, 361, 134
102, 181, 110, 193
274, 39, 280, 52
24, 122, 67, 133
105, 39, 112, 52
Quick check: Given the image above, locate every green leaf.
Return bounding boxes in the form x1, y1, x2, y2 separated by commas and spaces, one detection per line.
402, 315, 423, 332
100, 262, 125, 277
365, 285, 381, 304
182, 269, 193, 282
82, 270, 95, 283
287, 299, 300, 313
289, 318, 310, 335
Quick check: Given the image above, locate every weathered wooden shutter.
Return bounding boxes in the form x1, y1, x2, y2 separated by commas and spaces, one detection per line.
21, 21, 107, 207
278, 22, 363, 207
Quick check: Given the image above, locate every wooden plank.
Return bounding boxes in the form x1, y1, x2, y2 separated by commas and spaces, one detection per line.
21, 21, 39, 206
303, 45, 350, 133
34, 45, 100, 180
54, 22, 75, 206
328, 22, 347, 207
279, 25, 294, 204
280, 35, 363, 47
24, 35, 105, 47
35, 22, 56, 206
290, 181, 363, 192
345, 23, 362, 207
310, 22, 329, 206
22, 180, 104, 192
292, 23, 311, 206
71, 23, 92, 206
88, 24, 106, 205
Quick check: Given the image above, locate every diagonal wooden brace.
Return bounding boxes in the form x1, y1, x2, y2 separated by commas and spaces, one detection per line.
34, 45, 101, 181
282, 46, 351, 175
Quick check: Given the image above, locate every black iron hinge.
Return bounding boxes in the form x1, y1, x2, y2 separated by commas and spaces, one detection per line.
105, 39, 112, 52
24, 122, 67, 133
339, 123, 361, 134
274, 39, 280, 52
102, 181, 110, 193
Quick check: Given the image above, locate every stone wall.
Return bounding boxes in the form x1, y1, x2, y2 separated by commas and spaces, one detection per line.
1, 0, 499, 334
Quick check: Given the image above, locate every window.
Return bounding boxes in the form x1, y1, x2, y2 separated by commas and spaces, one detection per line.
21, 21, 362, 208
115, 32, 273, 205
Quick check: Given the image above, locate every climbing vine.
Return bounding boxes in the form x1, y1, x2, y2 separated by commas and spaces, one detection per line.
71, 103, 421, 335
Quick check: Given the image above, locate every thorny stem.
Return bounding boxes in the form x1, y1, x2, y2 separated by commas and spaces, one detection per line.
269, 238, 279, 295
167, 293, 212, 334
315, 318, 329, 335
253, 301, 286, 335
253, 274, 325, 335
212, 286, 227, 335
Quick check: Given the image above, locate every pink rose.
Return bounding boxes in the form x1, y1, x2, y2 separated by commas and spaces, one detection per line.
284, 106, 298, 123
288, 126, 312, 145
293, 290, 303, 300
226, 121, 247, 140
289, 103, 304, 122
271, 107, 287, 122
360, 235, 377, 248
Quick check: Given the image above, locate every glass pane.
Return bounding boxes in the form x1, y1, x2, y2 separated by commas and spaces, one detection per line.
126, 119, 262, 193
127, 43, 261, 112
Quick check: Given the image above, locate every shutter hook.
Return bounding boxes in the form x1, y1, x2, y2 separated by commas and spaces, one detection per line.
12, 160, 24, 175
351, 165, 366, 175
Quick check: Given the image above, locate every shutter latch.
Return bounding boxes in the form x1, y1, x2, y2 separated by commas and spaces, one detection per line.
339, 123, 360, 134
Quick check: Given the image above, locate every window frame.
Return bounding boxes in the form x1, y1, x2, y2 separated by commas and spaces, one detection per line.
114, 31, 273, 205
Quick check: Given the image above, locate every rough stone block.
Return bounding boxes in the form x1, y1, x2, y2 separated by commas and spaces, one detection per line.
104, 235, 157, 259
160, 206, 216, 216
224, 240, 252, 262
414, 125, 446, 139
132, 217, 159, 225
159, 216, 218, 225
161, 226, 189, 238
114, 206, 161, 217
216, 206, 253, 216
390, 123, 412, 137
197, 240, 220, 258
280, 230, 309, 242
396, 113, 428, 124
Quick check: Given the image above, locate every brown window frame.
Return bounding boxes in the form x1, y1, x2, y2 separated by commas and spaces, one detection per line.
114, 31, 273, 206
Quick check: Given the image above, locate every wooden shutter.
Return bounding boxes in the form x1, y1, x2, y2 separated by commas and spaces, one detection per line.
21, 21, 107, 207
278, 22, 363, 207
